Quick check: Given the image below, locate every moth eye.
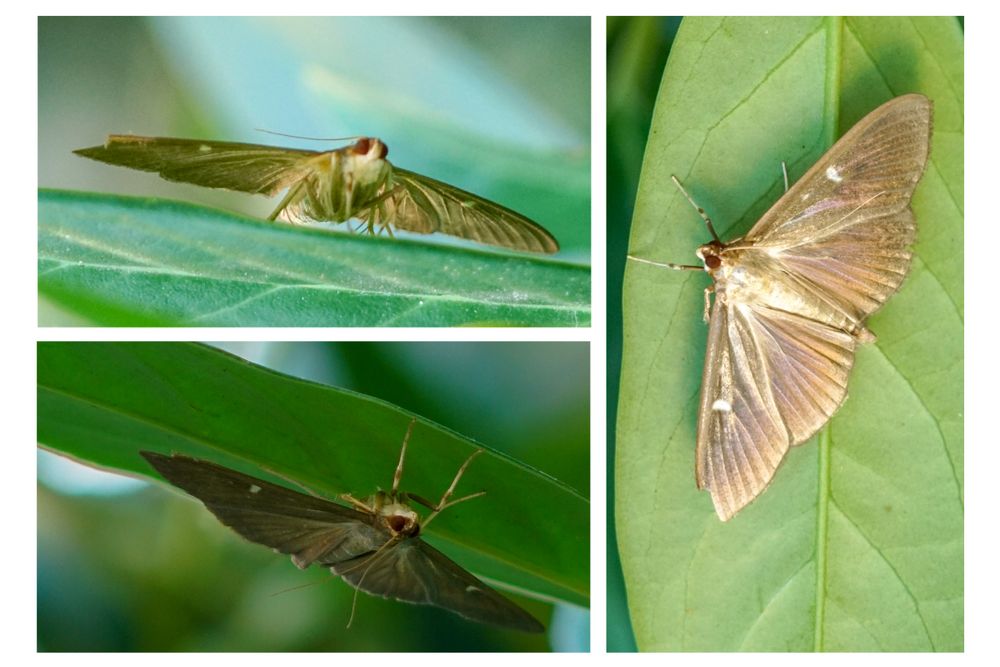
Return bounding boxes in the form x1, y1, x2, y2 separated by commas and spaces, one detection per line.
352, 137, 371, 155
388, 515, 407, 532
704, 254, 722, 269
378, 142, 388, 159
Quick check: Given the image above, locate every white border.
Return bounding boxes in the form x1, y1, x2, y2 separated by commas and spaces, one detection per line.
15, 4, 997, 660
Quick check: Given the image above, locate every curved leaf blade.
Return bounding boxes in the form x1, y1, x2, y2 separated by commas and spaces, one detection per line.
38, 190, 591, 327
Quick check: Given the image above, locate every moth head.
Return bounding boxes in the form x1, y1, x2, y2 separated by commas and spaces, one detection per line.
696, 241, 725, 273
349, 137, 389, 160
377, 497, 421, 538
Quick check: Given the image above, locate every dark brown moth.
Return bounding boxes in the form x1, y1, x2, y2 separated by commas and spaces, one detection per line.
629, 94, 933, 521
74, 135, 559, 253
140, 420, 544, 632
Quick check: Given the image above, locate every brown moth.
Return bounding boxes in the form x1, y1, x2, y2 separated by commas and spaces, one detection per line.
140, 419, 544, 632
629, 94, 933, 521
74, 135, 559, 254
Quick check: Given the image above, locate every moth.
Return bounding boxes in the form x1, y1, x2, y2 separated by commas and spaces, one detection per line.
74, 135, 559, 254
629, 94, 933, 521
140, 420, 544, 632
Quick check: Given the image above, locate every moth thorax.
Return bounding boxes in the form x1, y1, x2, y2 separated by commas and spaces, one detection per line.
380, 502, 420, 537
342, 139, 391, 198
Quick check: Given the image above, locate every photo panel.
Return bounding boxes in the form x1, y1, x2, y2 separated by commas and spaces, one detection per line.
610, 16, 962, 652
39, 16, 591, 327
37, 341, 590, 651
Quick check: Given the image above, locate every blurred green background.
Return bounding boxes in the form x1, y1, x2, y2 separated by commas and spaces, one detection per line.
606, 16, 678, 653
37, 342, 589, 651
38, 16, 591, 324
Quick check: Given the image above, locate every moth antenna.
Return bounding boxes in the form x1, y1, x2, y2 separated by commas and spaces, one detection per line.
344, 537, 401, 629
258, 464, 324, 498
671, 175, 722, 243
392, 418, 418, 496
627, 255, 702, 271
268, 577, 333, 597
253, 128, 360, 142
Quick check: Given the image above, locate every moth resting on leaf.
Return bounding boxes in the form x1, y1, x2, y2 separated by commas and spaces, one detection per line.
629, 94, 933, 521
74, 135, 559, 254
140, 420, 544, 633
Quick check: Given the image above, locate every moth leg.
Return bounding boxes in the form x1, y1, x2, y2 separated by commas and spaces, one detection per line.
404, 492, 438, 511
339, 493, 375, 513
421, 449, 486, 529
381, 212, 395, 238
781, 161, 789, 192
355, 185, 402, 237
702, 285, 715, 323
268, 180, 306, 221
671, 175, 722, 243
391, 418, 418, 496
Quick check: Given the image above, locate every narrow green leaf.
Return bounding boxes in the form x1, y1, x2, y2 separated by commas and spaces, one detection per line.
618, 17, 962, 651
38, 190, 591, 327
38, 343, 589, 608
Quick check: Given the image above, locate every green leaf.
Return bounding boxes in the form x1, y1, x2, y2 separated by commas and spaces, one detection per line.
617, 17, 962, 651
38, 190, 590, 326
37, 342, 589, 609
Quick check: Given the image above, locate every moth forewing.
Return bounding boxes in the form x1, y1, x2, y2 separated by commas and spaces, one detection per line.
73, 135, 319, 196
633, 94, 933, 521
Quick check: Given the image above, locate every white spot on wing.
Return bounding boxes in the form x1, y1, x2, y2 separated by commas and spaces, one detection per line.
825, 165, 843, 183
249, 484, 261, 494
712, 399, 732, 413
465, 585, 481, 593
199, 144, 212, 153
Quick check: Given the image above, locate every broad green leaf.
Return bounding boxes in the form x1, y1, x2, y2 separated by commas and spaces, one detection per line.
38, 190, 590, 327
37, 342, 589, 609
618, 17, 962, 651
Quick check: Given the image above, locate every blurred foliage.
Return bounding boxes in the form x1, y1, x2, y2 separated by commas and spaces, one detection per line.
606, 16, 678, 652
38, 17, 591, 326
38, 342, 590, 652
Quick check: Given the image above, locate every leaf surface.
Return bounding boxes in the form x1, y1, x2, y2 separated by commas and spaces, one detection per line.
38, 190, 590, 327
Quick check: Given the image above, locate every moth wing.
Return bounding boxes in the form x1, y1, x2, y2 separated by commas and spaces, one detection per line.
75, 136, 321, 196
141, 451, 386, 568
740, 94, 931, 321
332, 539, 544, 633
696, 300, 857, 520
383, 167, 560, 253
